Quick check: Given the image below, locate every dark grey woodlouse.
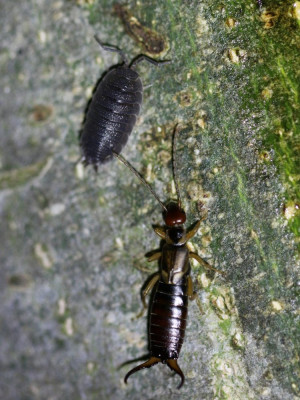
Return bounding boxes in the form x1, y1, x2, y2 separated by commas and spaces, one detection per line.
80, 36, 169, 169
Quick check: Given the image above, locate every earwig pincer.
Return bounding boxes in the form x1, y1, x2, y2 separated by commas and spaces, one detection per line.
114, 127, 225, 389
80, 36, 169, 169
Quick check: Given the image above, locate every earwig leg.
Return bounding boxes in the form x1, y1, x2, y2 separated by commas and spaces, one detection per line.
135, 273, 160, 319
187, 276, 197, 301
94, 35, 128, 65
184, 218, 203, 242
124, 357, 161, 384
130, 55, 171, 69
141, 273, 160, 309
153, 226, 167, 240
166, 359, 185, 389
132, 264, 154, 273
189, 253, 226, 276
187, 276, 204, 313
147, 251, 162, 262
135, 308, 146, 319
133, 256, 155, 273
196, 297, 205, 314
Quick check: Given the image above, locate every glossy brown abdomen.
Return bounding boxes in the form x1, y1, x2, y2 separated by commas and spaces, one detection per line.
149, 280, 188, 360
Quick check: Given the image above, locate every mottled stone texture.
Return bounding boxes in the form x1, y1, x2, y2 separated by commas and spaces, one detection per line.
0, 1, 299, 400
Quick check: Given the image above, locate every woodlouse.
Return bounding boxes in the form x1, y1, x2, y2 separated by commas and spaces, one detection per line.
80, 36, 169, 169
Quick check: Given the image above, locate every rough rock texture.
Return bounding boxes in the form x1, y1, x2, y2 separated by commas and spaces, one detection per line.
0, 1, 299, 399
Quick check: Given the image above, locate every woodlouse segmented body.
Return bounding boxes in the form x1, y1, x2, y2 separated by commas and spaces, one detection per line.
80, 37, 169, 169
80, 67, 143, 166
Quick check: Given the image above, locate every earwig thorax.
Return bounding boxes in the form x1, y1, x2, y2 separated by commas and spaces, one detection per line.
166, 227, 185, 244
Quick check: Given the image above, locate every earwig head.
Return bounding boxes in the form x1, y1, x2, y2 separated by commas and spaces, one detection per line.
163, 202, 186, 227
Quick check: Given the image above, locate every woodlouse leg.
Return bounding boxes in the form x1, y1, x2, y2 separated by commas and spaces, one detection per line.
189, 253, 226, 276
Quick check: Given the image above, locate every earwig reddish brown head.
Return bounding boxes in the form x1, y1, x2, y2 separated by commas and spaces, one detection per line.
163, 202, 186, 226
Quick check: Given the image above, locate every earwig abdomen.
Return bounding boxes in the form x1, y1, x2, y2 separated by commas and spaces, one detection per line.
124, 243, 191, 389
149, 281, 188, 360
80, 67, 142, 167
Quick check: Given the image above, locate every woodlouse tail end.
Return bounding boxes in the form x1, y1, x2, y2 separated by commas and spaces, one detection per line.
124, 357, 161, 384
166, 359, 185, 389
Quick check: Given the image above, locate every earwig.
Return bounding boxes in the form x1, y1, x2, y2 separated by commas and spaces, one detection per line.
80, 36, 169, 169
114, 127, 225, 389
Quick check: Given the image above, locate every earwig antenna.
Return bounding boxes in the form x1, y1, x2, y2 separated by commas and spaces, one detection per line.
94, 35, 128, 65
172, 124, 182, 208
113, 152, 167, 212
130, 55, 171, 69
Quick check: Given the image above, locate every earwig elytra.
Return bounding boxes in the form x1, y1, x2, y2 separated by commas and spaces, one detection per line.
113, 127, 225, 389
80, 36, 170, 169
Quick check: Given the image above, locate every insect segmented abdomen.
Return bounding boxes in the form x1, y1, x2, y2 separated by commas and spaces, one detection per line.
80, 67, 143, 167
124, 278, 189, 388
150, 281, 188, 360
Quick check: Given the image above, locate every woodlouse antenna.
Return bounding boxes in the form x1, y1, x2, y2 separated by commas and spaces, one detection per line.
94, 35, 129, 65
172, 124, 182, 208
113, 152, 168, 212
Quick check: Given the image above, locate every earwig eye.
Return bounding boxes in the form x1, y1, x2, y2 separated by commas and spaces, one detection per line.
163, 202, 186, 226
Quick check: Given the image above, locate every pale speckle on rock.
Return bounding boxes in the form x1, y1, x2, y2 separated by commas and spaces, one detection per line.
65, 317, 74, 336
34, 243, 53, 269
48, 203, 66, 216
